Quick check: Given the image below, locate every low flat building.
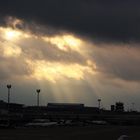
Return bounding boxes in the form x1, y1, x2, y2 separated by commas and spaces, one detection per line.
47, 103, 84, 109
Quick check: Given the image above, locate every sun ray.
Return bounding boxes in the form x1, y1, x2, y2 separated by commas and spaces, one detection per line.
26, 60, 96, 83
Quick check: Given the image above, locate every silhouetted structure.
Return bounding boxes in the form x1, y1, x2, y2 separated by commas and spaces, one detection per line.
115, 102, 124, 112
98, 99, 101, 109
0, 99, 140, 126
7, 84, 11, 104
0, 100, 7, 115
36, 89, 41, 106
111, 105, 115, 112
47, 103, 84, 109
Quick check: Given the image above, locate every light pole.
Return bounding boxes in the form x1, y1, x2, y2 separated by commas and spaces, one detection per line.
7, 84, 11, 104
7, 84, 11, 126
132, 102, 135, 111
36, 89, 41, 106
98, 99, 101, 110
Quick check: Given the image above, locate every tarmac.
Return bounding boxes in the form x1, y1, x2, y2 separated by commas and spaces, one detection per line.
0, 125, 139, 140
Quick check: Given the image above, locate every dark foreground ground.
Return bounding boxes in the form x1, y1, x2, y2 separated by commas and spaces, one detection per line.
0, 125, 140, 140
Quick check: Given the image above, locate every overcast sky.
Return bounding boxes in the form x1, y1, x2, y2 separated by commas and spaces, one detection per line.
0, 0, 140, 110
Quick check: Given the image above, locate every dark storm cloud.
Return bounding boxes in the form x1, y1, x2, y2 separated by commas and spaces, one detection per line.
0, 0, 140, 42
91, 44, 140, 82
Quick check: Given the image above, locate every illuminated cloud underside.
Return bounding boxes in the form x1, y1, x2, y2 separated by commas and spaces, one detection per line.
27, 60, 95, 83
0, 17, 97, 83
